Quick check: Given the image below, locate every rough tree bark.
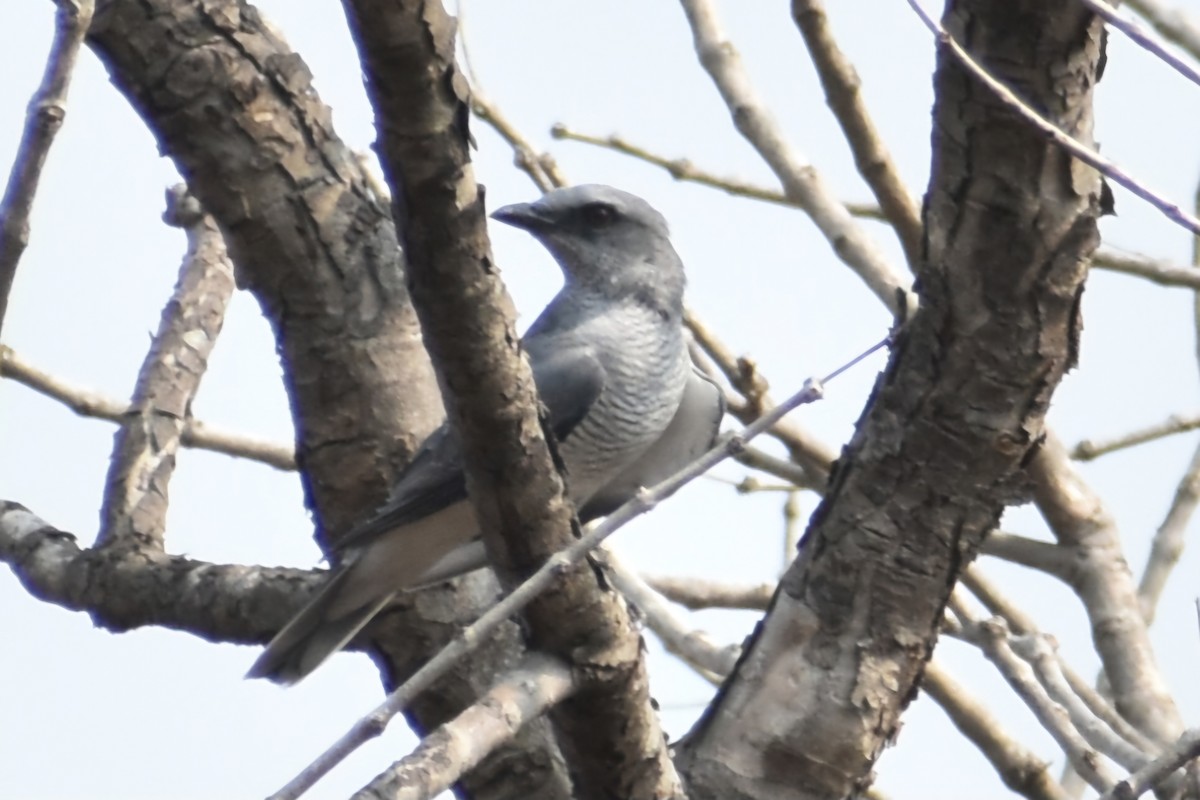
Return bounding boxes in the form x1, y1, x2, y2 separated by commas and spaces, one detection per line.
339, 1, 681, 797
76, 1, 572, 796
678, 1, 1106, 797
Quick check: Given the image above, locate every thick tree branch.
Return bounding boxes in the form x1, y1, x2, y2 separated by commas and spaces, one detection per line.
78, 2, 570, 796
0, 501, 320, 641
96, 186, 235, 551
677, 3, 1105, 797
0, 0, 93, 337
338, 2, 679, 798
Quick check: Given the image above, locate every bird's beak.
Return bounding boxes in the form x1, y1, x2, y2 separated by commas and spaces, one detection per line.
491, 201, 552, 232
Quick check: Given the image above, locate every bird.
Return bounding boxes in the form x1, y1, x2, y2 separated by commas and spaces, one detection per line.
246, 184, 724, 684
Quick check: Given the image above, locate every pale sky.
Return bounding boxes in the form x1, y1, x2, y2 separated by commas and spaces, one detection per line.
3, 1, 1199, 798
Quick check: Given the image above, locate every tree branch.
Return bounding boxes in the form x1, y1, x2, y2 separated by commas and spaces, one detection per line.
922, 659, 1071, 800
96, 186, 235, 551
791, 0, 922, 269
645, 575, 773, 611
1071, 412, 1200, 461
0, 0, 93, 337
339, 2, 679, 797
350, 655, 576, 800
81, 2, 570, 795
906, 0, 1200, 237
678, 0, 911, 314
1029, 433, 1182, 744
677, 3, 1106, 796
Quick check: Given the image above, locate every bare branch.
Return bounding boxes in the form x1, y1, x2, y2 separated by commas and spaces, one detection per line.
686, 309, 835, 482
1097, 729, 1200, 800
645, 575, 774, 611
981, 532, 1075, 580
0, 346, 296, 470
0, 0, 94, 337
350, 655, 576, 800
906, 0, 1200, 237
922, 659, 1071, 800
0, 501, 319, 642
551, 124, 886, 221
678, 0, 911, 313
791, 0, 922, 268
678, 4, 1107, 794
96, 186, 236, 551
1072, 412, 1200, 460
602, 548, 740, 683
1010, 635, 1150, 774
955, 616, 1122, 793
961, 567, 1160, 757
1092, 248, 1200, 289
1030, 433, 1183, 743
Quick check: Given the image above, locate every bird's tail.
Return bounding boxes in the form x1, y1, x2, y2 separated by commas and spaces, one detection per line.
246, 567, 394, 685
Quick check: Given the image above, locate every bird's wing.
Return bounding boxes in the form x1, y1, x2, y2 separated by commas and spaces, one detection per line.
334, 345, 607, 555
580, 365, 725, 520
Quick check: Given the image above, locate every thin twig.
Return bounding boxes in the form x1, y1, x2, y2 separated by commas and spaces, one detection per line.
679, 0, 911, 313
906, 0, 1200, 236
0, 346, 296, 470
686, 308, 836, 481
1011, 635, 1150, 774
553, 124, 886, 221
349, 654, 576, 800
1126, 0, 1200, 58
791, 0, 922, 268
1078, 0, 1200, 91
269, 335, 889, 799
0, 0, 94, 337
1072, 412, 1200, 460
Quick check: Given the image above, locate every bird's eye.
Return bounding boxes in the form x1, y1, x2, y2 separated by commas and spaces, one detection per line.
580, 202, 617, 227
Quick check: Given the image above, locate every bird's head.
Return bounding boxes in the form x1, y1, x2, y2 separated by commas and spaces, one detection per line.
492, 184, 686, 318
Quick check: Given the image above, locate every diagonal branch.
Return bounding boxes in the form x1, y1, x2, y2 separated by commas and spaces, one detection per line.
678, 0, 911, 313
906, 0, 1200, 237
0, 0, 94, 337
350, 655, 577, 800
791, 0, 922, 268
339, 2, 680, 798
96, 186, 236, 551
1030, 434, 1182, 744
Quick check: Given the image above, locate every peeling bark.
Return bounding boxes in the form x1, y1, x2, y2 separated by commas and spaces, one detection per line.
678, 2, 1105, 797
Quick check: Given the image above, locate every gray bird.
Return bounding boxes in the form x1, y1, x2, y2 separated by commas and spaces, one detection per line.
247, 184, 724, 684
